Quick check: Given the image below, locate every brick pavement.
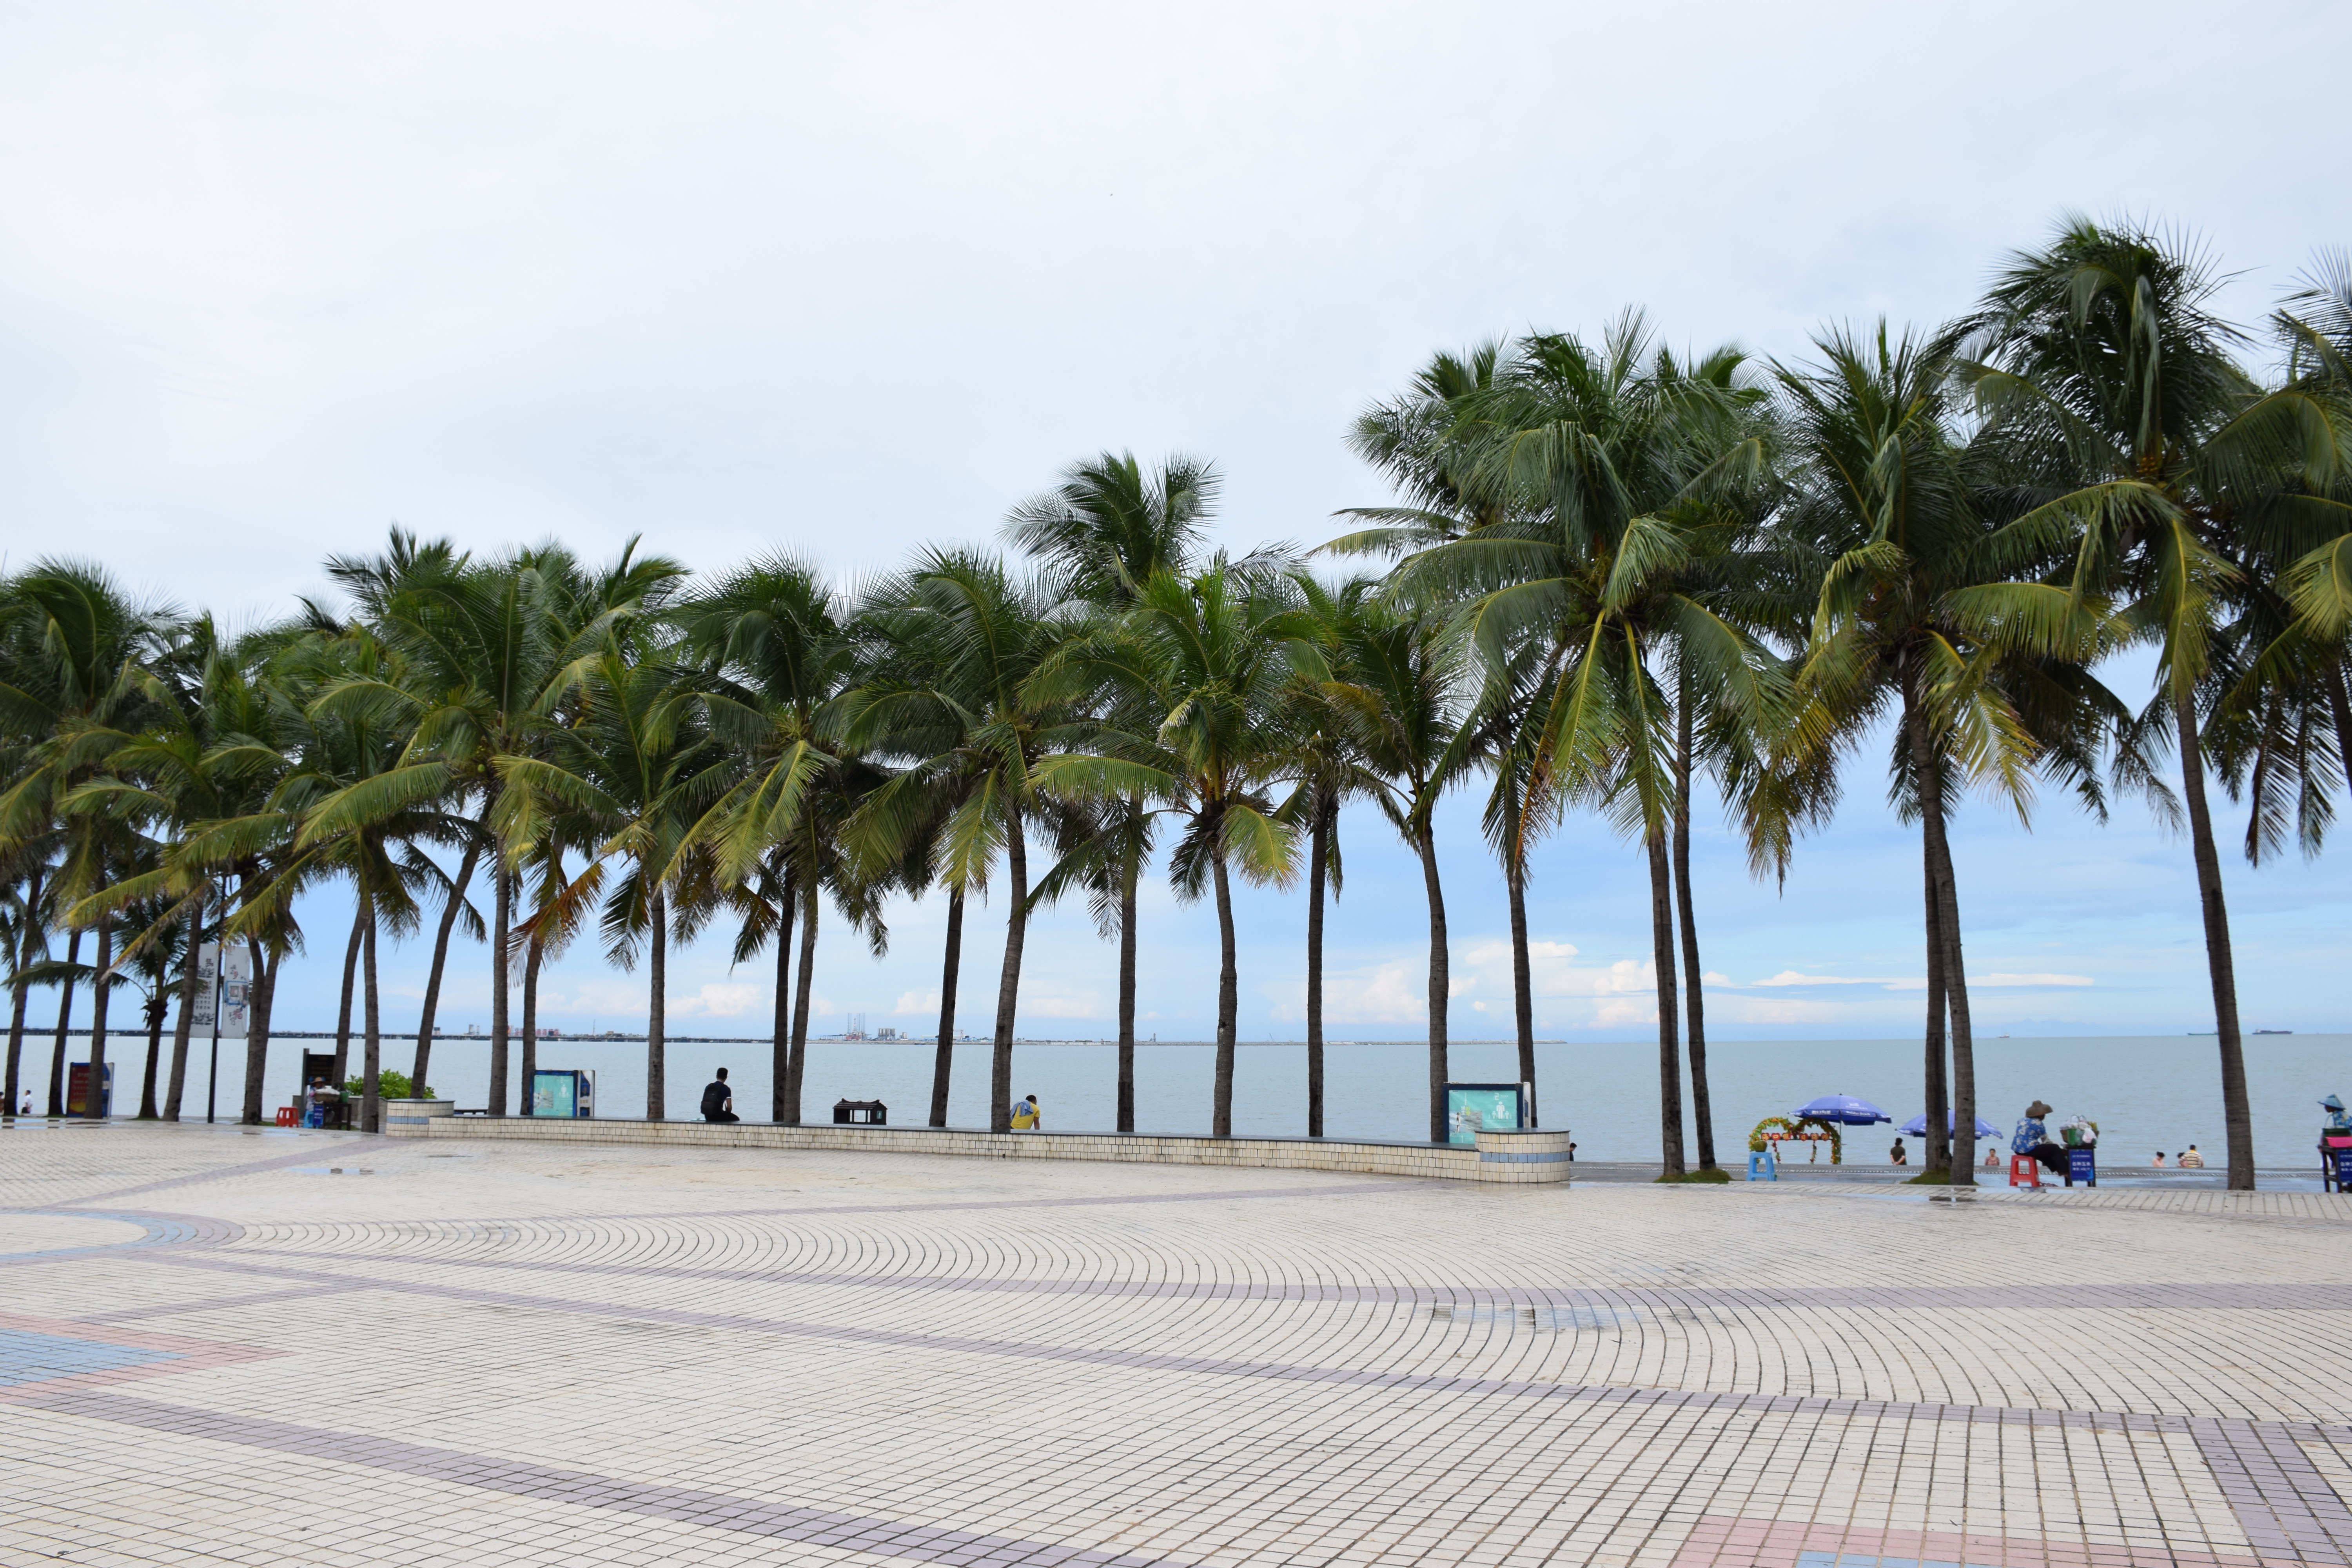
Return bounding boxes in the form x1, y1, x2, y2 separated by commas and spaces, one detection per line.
3, 1122, 2351, 1566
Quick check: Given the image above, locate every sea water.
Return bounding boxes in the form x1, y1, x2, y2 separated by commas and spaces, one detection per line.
212, 1030, 2348, 1167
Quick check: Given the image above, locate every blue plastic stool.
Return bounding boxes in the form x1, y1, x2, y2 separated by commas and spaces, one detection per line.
1747, 1149, 1778, 1181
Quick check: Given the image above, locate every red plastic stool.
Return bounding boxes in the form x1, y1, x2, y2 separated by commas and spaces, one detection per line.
2009, 1153, 2042, 1189
274, 1107, 298, 1127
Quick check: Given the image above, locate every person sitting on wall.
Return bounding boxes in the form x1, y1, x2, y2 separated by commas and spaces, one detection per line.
1889, 1138, 1907, 1166
2152, 1151, 2167, 1167
1009, 1095, 1040, 1131
2178, 1145, 2204, 1168
700, 1068, 739, 1124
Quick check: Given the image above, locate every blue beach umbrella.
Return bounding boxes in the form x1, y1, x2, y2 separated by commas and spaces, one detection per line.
1793, 1093, 1891, 1125
1899, 1111, 2001, 1138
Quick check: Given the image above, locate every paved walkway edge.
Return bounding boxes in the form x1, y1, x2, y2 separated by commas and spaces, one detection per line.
397, 1115, 1572, 1182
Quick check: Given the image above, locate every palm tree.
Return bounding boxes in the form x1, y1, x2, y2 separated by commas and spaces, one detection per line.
1780, 323, 2132, 1184
282, 626, 442, 1132
1269, 575, 1379, 1137
1454, 641, 1560, 1118
510, 631, 719, 1121
1310, 585, 1465, 1144
1007, 452, 1214, 1130
836, 551, 1106, 1135
68, 616, 270, 1122
322, 537, 683, 1112
1061, 564, 1303, 1137
1382, 319, 1773, 1176
1953, 219, 2352, 1190
2210, 258, 2352, 864
679, 556, 865, 1124
0, 561, 176, 1119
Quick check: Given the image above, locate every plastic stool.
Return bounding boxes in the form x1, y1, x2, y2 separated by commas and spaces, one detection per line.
2008, 1153, 2042, 1189
1746, 1149, 1778, 1181
274, 1107, 298, 1127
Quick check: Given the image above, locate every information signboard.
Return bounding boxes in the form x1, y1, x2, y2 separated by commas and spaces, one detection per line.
1445, 1082, 1532, 1145
194, 942, 252, 1037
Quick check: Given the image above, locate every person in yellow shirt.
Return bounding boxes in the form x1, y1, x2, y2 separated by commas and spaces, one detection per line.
1009, 1095, 1040, 1130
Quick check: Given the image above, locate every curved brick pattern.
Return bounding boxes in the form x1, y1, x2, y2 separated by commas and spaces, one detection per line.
2, 1122, 2352, 1566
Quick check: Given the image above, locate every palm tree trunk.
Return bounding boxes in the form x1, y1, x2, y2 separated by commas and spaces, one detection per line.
5, 973, 29, 1118
786, 876, 817, 1125
772, 868, 795, 1122
488, 864, 511, 1116
5, 865, 41, 1118
1305, 794, 1329, 1139
163, 882, 202, 1122
1647, 833, 1684, 1176
519, 937, 541, 1109
1671, 702, 1714, 1169
331, 902, 364, 1088
990, 808, 1029, 1135
2175, 688, 2253, 1189
1210, 843, 1237, 1141
239, 940, 277, 1126
1906, 693, 1976, 1185
411, 836, 480, 1094
138, 994, 164, 1118
646, 883, 667, 1121
1922, 834, 1950, 1179
86, 913, 112, 1118
1507, 809, 1535, 1119
930, 884, 962, 1129
1416, 820, 1450, 1146
48, 928, 80, 1117
361, 893, 382, 1134
1116, 851, 1138, 1134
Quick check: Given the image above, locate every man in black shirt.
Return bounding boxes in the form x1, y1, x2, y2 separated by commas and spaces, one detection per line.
700, 1068, 739, 1123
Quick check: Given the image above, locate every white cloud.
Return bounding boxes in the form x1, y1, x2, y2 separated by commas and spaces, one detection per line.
670, 982, 760, 1019
1021, 988, 1102, 1020
1456, 939, 1652, 1004
1750, 970, 1913, 989
1320, 961, 1428, 1025
1470, 1000, 1488, 1012
893, 989, 941, 1016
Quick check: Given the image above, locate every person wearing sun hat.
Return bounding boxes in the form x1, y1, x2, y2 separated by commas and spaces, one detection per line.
2324, 1094, 2352, 1134
2012, 1100, 2067, 1176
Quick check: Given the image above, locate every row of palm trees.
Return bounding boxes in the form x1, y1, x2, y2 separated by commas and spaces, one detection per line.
4, 220, 2348, 1188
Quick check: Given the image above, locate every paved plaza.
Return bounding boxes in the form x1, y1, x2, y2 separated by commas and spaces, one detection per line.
4, 1124, 2352, 1566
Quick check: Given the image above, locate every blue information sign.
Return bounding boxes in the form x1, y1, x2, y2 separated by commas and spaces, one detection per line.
1445, 1083, 1530, 1145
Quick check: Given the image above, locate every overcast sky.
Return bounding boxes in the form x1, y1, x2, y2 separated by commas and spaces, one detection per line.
4, 1, 2347, 1059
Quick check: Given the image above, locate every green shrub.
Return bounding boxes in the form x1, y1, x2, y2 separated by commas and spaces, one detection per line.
343, 1070, 433, 1100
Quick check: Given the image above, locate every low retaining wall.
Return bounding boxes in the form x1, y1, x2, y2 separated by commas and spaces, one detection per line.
393, 1115, 1572, 1184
